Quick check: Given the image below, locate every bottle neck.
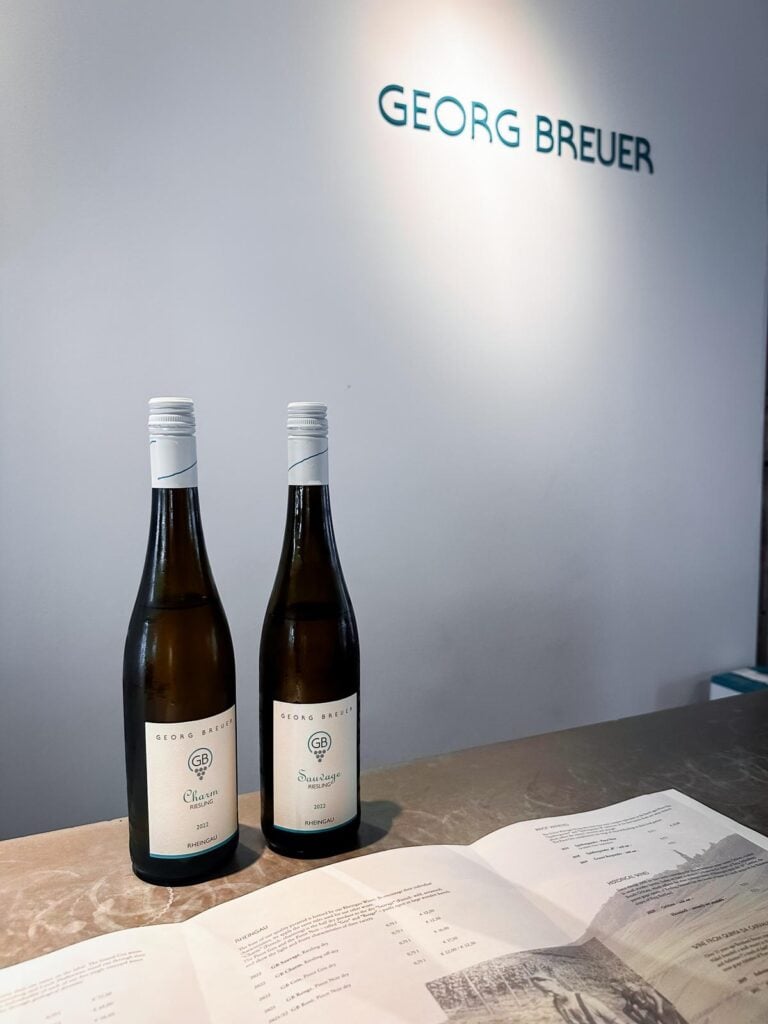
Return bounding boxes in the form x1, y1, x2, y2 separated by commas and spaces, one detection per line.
270, 484, 349, 612
150, 435, 199, 489
285, 433, 336, 570
267, 434, 352, 612
141, 440, 214, 603
288, 434, 329, 486
283, 485, 338, 561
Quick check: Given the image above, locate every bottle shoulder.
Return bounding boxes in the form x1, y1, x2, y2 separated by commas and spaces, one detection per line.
138, 486, 222, 603
267, 557, 355, 617
124, 594, 235, 688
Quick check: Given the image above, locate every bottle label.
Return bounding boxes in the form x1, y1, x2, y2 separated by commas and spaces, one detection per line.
273, 695, 358, 833
145, 705, 237, 858
150, 435, 199, 488
288, 436, 329, 486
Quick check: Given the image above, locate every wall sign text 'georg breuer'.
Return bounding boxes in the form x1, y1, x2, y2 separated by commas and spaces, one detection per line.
378, 84, 654, 174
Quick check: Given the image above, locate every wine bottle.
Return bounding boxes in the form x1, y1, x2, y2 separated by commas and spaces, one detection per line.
123, 397, 238, 884
260, 402, 360, 857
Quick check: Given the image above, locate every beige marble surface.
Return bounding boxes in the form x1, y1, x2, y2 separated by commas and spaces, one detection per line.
3, 692, 767, 969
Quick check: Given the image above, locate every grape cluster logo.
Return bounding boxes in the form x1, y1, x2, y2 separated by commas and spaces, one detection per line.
308, 731, 332, 763
188, 747, 213, 781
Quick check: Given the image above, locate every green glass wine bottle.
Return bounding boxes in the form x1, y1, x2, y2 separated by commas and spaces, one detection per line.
260, 402, 360, 857
123, 397, 238, 884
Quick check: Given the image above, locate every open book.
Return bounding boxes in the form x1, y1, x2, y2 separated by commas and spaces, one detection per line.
3, 790, 768, 1023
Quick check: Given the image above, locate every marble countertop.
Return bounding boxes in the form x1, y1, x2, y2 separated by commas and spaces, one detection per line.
3, 693, 767, 968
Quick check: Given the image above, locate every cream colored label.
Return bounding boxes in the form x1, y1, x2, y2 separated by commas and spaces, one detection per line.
273, 695, 357, 833
145, 705, 237, 858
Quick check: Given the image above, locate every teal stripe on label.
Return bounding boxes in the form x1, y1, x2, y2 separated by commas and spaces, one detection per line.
150, 829, 237, 859
273, 814, 355, 835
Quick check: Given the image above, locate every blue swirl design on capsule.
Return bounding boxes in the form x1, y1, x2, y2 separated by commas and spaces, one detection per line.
157, 461, 198, 480
288, 448, 328, 472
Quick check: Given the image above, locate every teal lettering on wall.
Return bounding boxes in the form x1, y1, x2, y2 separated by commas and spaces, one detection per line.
536, 115, 554, 153
378, 84, 655, 175
434, 96, 466, 136
471, 102, 492, 142
496, 109, 519, 148
378, 84, 406, 127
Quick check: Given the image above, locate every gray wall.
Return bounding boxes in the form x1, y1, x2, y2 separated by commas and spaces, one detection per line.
1, 1, 767, 839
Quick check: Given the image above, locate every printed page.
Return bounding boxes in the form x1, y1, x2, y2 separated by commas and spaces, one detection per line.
462, 789, 768, 1023
4, 792, 768, 1024
0, 924, 207, 1024
184, 843, 573, 1024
